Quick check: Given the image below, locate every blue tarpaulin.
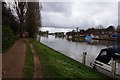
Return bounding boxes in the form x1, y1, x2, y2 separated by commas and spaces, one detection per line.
112, 34, 120, 38
85, 35, 92, 39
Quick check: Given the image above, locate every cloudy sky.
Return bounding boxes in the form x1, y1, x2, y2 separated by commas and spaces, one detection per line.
41, 2, 118, 29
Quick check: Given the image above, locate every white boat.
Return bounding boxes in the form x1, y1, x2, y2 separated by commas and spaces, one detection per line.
92, 47, 120, 79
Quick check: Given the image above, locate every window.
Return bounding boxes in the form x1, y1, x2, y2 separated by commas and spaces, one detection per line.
100, 51, 107, 56
115, 53, 120, 56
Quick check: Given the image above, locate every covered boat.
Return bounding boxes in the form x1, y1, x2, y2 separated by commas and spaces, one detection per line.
85, 35, 92, 40
112, 34, 120, 38
92, 47, 120, 79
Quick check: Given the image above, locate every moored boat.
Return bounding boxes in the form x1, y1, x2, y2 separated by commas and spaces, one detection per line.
92, 47, 120, 79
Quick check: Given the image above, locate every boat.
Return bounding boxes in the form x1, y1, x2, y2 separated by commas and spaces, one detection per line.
92, 47, 120, 79
85, 35, 92, 40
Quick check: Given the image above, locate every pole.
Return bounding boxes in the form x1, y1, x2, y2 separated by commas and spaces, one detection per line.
111, 58, 116, 79
82, 52, 87, 65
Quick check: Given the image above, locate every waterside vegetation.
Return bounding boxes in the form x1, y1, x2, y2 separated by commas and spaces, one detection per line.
24, 40, 34, 78
31, 40, 109, 79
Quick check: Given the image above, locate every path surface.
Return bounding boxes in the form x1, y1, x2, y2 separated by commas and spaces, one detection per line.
2, 39, 26, 78
30, 44, 43, 78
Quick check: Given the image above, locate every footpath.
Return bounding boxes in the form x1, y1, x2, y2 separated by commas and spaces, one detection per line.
2, 39, 26, 78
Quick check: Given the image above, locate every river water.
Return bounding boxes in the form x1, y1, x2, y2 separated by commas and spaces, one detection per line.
37, 35, 120, 66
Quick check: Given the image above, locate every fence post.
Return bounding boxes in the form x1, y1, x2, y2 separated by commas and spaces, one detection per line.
82, 52, 87, 65
111, 58, 116, 79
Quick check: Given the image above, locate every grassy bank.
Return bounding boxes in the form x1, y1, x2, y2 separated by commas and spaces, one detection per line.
31, 40, 109, 79
24, 40, 34, 78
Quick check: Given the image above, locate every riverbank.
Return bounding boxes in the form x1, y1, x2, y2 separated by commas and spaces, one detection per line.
31, 40, 110, 79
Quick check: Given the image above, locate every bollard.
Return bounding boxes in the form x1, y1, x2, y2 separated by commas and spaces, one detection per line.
111, 58, 116, 79
82, 52, 87, 65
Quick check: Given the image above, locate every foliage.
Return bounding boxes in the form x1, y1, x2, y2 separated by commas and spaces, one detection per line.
66, 25, 117, 37
24, 39, 34, 78
3, 1, 41, 38
117, 25, 120, 34
2, 2, 19, 35
2, 26, 15, 52
106, 25, 115, 31
25, 2, 41, 39
32, 40, 109, 79
85, 28, 95, 35
2, 2, 19, 52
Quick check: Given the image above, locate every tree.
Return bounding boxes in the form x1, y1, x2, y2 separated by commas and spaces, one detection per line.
79, 29, 85, 34
106, 25, 115, 31
2, 2, 17, 51
2, 2, 19, 35
26, 2, 41, 38
85, 28, 95, 35
76, 27, 79, 32
3, 1, 41, 39
15, 2, 28, 37
96, 25, 104, 29
117, 25, 120, 34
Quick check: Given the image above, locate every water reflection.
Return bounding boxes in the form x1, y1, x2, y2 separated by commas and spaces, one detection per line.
55, 35, 65, 39
66, 37, 85, 42
86, 40, 116, 46
38, 35, 120, 66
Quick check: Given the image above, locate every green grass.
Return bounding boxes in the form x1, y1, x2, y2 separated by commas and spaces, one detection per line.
24, 40, 34, 78
31, 40, 110, 79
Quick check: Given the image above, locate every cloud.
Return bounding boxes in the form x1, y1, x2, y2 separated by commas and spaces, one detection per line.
41, 2, 118, 29
41, 2, 72, 16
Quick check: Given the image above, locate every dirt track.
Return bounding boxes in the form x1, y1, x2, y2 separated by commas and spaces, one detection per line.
30, 44, 43, 78
2, 39, 26, 78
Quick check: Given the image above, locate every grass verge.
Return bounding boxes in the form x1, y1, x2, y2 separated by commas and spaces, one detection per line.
31, 40, 110, 79
24, 39, 34, 78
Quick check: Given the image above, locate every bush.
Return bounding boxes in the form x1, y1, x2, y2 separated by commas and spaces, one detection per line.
2, 26, 15, 52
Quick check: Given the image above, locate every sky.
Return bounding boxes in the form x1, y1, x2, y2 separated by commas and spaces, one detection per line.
3, 0, 119, 32
41, 2, 118, 30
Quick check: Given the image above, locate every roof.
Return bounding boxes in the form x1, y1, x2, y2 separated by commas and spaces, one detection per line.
96, 47, 120, 64
102, 47, 120, 54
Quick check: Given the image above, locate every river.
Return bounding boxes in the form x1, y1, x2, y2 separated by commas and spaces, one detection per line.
37, 35, 120, 66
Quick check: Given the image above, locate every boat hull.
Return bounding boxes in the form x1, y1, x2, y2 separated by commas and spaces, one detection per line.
93, 60, 120, 79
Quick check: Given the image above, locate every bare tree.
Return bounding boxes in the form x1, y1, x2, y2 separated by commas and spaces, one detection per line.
15, 1, 28, 37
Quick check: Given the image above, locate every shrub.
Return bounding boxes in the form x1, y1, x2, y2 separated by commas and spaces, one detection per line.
2, 25, 15, 52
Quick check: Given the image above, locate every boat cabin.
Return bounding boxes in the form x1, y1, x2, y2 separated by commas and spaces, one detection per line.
93, 47, 120, 78
96, 47, 120, 64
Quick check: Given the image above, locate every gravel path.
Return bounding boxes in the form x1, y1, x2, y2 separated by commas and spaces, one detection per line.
2, 39, 26, 78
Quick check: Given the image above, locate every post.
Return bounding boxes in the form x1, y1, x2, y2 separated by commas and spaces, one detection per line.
82, 52, 87, 65
111, 58, 116, 79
